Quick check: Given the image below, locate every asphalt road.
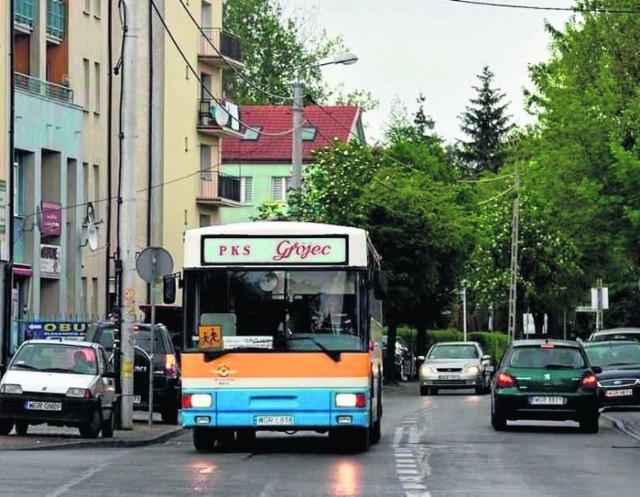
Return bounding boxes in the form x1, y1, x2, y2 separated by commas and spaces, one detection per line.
0, 383, 638, 497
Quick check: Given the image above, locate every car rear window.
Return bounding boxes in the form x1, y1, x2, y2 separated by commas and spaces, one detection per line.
133, 331, 169, 354
509, 346, 586, 369
592, 333, 640, 342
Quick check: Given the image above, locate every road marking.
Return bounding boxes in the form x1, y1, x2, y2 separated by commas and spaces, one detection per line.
392, 414, 434, 497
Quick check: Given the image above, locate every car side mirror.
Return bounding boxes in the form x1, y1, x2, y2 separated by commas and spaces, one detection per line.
482, 354, 492, 362
417, 355, 425, 362
163, 275, 176, 304
592, 366, 602, 374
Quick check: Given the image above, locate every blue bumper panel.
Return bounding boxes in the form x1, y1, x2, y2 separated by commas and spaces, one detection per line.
182, 388, 370, 429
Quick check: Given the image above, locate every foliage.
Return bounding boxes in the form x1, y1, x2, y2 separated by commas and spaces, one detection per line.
458, 66, 514, 176
223, 0, 345, 104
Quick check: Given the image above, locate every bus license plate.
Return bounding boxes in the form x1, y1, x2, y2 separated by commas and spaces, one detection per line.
605, 389, 633, 397
529, 396, 565, 406
25, 401, 62, 411
255, 415, 294, 426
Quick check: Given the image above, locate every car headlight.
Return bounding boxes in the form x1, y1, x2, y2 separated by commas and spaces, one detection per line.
464, 365, 480, 375
0, 384, 22, 394
420, 365, 437, 375
66, 388, 93, 398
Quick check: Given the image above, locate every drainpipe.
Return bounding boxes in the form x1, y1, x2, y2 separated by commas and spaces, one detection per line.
105, 0, 113, 314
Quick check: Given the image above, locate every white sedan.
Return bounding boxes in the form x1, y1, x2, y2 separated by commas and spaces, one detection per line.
0, 340, 116, 438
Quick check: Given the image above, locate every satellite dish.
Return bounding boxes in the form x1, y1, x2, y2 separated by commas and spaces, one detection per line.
212, 103, 230, 127
84, 202, 99, 252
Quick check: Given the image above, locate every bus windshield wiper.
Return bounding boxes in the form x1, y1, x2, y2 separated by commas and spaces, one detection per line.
285, 335, 342, 363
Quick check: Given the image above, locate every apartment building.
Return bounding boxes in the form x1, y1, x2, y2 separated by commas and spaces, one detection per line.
220, 105, 365, 224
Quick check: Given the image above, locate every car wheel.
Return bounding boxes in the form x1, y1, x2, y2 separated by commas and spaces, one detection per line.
161, 403, 179, 425
419, 386, 430, 396
193, 427, 216, 452
79, 408, 102, 439
15, 421, 28, 436
0, 420, 13, 436
101, 407, 115, 438
579, 414, 599, 434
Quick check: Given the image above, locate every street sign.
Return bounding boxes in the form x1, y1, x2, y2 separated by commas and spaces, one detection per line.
24, 321, 90, 341
523, 313, 535, 335
591, 287, 609, 309
576, 306, 597, 313
136, 246, 174, 283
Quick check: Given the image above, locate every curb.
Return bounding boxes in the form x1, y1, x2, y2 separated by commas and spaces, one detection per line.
602, 413, 640, 444
4, 426, 185, 451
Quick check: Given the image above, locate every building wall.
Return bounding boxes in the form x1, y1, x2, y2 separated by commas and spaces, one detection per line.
219, 162, 292, 224
0, 0, 8, 258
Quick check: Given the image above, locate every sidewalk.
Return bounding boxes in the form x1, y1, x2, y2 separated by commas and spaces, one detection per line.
602, 410, 640, 443
0, 412, 184, 451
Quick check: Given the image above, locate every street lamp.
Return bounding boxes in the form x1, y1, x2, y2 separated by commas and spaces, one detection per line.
291, 52, 359, 189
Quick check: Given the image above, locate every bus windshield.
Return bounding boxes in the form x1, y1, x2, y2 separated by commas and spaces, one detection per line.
184, 269, 367, 352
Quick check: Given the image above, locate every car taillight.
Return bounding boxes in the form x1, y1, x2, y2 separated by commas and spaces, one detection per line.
496, 373, 516, 388
182, 393, 192, 409
580, 373, 598, 389
165, 354, 178, 378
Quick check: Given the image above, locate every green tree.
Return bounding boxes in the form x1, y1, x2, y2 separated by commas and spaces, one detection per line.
223, 0, 345, 104
458, 66, 514, 176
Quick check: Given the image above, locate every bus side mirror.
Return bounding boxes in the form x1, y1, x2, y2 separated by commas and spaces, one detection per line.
373, 270, 388, 299
163, 275, 176, 304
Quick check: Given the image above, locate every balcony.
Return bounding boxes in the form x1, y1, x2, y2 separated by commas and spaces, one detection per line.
15, 72, 74, 104
198, 28, 244, 70
197, 99, 244, 138
46, 0, 65, 42
197, 173, 242, 207
14, 0, 35, 32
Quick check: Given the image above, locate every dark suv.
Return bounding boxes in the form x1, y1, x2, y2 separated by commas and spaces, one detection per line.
84, 321, 181, 424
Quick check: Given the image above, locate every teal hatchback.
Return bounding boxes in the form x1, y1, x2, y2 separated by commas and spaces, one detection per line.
491, 340, 601, 433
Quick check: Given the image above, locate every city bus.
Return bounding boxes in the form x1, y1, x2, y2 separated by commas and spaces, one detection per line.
168, 221, 386, 452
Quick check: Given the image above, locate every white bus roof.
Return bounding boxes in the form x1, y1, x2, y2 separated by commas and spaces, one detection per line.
183, 221, 377, 268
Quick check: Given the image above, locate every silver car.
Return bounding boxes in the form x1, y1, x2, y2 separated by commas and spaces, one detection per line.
418, 341, 493, 395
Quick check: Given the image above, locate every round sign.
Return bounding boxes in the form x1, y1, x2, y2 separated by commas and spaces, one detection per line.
136, 246, 174, 284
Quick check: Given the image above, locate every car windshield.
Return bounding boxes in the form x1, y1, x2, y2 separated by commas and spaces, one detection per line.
10, 343, 98, 375
592, 333, 640, 343
509, 346, 585, 369
584, 342, 640, 368
428, 345, 478, 359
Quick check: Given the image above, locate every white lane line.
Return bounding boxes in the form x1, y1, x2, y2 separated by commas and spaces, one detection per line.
393, 426, 404, 446
45, 459, 115, 497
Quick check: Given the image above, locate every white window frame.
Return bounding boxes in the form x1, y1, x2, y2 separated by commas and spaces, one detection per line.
271, 176, 291, 201
240, 176, 253, 203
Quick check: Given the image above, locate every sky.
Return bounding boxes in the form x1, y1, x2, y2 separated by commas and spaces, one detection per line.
279, 0, 577, 144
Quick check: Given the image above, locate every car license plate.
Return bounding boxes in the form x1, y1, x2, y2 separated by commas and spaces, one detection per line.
605, 389, 633, 397
529, 396, 565, 406
255, 415, 294, 426
24, 401, 62, 411
133, 396, 141, 405
439, 375, 459, 380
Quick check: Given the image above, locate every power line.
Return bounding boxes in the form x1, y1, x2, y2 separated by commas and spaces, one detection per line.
150, 0, 294, 137
175, 0, 292, 104
447, 0, 640, 14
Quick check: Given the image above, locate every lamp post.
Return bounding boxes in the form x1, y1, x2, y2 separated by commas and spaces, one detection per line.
291, 52, 358, 189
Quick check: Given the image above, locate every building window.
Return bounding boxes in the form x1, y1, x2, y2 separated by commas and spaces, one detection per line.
82, 277, 88, 316
302, 127, 317, 141
243, 127, 261, 141
199, 214, 210, 228
83, 59, 90, 110
92, 277, 99, 316
94, 62, 100, 113
200, 145, 212, 180
271, 176, 291, 201
240, 177, 253, 203
82, 162, 89, 205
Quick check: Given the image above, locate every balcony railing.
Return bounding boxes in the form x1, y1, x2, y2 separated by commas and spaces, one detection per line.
14, 0, 35, 29
199, 28, 243, 66
198, 172, 241, 205
198, 98, 243, 137
15, 72, 74, 104
46, 0, 65, 41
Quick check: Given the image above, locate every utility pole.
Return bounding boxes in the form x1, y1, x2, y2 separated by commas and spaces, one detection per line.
507, 173, 520, 341
291, 81, 304, 189
462, 286, 467, 341
119, 0, 146, 429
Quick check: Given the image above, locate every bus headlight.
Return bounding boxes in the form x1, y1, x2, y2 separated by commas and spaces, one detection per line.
335, 393, 366, 408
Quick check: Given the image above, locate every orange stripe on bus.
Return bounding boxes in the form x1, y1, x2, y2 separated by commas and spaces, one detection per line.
181, 352, 371, 379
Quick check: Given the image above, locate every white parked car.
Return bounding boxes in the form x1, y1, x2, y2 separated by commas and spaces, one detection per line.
418, 341, 493, 396
0, 340, 117, 438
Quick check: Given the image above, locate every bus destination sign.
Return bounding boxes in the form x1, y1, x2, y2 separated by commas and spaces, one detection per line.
201, 236, 348, 265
